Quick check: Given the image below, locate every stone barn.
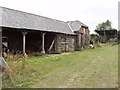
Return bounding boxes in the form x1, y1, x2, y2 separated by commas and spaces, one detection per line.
67, 21, 90, 49
0, 7, 90, 56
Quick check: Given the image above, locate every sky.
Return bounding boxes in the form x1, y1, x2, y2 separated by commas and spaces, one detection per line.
0, 0, 119, 34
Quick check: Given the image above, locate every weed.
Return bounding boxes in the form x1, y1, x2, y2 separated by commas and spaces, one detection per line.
31, 52, 45, 56
48, 51, 61, 54
2, 44, 118, 88
75, 48, 82, 51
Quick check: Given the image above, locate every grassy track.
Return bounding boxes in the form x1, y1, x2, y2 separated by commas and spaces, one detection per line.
3, 44, 118, 88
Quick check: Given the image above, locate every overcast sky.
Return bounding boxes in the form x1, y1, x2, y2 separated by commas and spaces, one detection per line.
0, 0, 119, 33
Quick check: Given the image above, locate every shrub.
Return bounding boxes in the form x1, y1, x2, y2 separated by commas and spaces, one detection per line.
109, 38, 118, 43
48, 51, 61, 54
75, 48, 82, 51
32, 52, 45, 56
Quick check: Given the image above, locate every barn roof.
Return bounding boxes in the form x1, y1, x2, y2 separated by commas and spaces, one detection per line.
67, 20, 88, 32
0, 7, 75, 35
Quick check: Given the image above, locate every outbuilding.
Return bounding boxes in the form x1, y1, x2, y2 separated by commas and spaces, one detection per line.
95, 30, 117, 43
0, 7, 90, 56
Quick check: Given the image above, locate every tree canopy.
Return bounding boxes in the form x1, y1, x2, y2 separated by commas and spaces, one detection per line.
95, 20, 115, 30
90, 34, 100, 42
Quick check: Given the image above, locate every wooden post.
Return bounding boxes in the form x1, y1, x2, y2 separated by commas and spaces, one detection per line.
0, 30, 2, 54
104, 30, 106, 42
22, 32, 27, 58
77, 33, 80, 48
65, 35, 67, 51
41, 33, 46, 54
115, 30, 117, 38
54, 34, 57, 51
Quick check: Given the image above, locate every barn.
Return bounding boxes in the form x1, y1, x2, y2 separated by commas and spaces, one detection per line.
95, 30, 118, 43
67, 21, 90, 49
0, 7, 90, 56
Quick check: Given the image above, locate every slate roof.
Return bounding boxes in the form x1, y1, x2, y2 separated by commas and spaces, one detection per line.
0, 7, 75, 35
67, 20, 88, 32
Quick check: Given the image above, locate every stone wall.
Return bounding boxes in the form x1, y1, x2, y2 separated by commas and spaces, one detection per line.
76, 32, 82, 48
76, 27, 90, 49
55, 34, 76, 52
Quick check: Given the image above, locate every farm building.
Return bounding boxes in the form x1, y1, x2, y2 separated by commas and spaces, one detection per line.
0, 7, 90, 56
95, 30, 118, 43
118, 31, 120, 43
67, 21, 90, 49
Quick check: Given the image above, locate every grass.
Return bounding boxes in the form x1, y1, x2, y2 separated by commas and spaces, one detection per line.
2, 44, 118, 88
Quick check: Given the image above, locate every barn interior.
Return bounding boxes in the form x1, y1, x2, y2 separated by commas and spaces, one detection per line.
2, 27, 56, 54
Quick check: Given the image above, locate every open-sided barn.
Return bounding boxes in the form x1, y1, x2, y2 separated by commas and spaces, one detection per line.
95, 30, 117, 43
0, 7, 90, 56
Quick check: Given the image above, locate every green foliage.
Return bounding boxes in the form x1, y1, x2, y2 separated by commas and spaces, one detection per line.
48, 51, 61, 54
96, 20, 115, 30
32, 52, 45, 56
109, 38, 118, 45
109, 38, 118, 42
75, 48, 82, 51
90, 34, 100, 42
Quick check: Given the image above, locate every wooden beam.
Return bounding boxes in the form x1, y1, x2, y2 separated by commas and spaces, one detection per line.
0, 29, 2, 54
41, 33, 46, 54
22, 32, 27, 58
48, 38, 55, 51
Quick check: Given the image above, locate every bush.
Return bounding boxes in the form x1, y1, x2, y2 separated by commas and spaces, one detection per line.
109, 38, 118, 43
48, 51, 61, 54
75, 48, 82, 51
32, 52, 45, 56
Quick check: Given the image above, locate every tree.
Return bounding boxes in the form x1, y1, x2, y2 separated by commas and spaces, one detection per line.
90, 34, 100, 42
96, 20, 113, 30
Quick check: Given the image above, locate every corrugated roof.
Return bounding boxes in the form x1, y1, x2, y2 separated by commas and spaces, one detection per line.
67, 20, 88, 31
0, 7, 75, 35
